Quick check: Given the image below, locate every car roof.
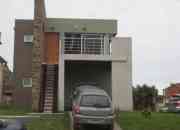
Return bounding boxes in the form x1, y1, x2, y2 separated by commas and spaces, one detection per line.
76, 85, 98, 91
76, 85, 109, 96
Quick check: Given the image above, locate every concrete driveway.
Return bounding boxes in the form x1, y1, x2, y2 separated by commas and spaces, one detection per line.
69, 112, 122, 130
70, 122, 121, 130
81, 123, 121, 130
0, 114, 122, 130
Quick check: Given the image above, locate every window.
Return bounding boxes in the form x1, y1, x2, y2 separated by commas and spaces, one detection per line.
22, 78, 32, 87
80, 95, 110, 108
24, 34, 33, 46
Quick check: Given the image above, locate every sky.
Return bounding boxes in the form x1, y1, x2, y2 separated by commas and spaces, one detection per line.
0, 0, 180, 93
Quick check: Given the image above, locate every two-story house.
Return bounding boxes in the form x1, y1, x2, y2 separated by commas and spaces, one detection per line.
13, 0, 133, 113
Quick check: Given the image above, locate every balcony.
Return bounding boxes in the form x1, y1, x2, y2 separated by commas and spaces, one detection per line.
63, 34, 111, 55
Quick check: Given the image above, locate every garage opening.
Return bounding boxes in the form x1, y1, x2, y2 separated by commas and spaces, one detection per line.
64, 61, 112, 110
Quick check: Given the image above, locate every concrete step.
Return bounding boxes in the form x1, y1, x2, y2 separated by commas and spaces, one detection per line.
44, 99, 53, 102
46, 76, 56, 79
46, 83, 55, 85
44, 109, 53, 112
46, 70, 56, 72
45, 85, 54, 87
45, 90, 53, 92
44, 97, 53, 100
44, 108, 53, 111
46, 81, 55, 83
44, 105, 53, 108
45, 86, 54, 91
45, 87, 54, 90
44, 109, 53, 113
45, 93, 53, 96
43, 65, 56, 113
46, 78, 55, 80
46, 76, 55, 78
45, 93, 53, 97
44, 101, 53, 103
47, 71, 55, 73
46, 73, 55, 75
45, 96, 53, 99
44, 102, 53, 105
47, 67, 56, 69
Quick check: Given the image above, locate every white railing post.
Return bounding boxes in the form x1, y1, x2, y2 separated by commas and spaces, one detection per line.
81, 36, 83, 54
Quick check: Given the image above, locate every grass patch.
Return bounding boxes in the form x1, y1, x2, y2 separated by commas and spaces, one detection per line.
27, 113, 70, 130
0, 104, 32, 115
116, 112, 180, 130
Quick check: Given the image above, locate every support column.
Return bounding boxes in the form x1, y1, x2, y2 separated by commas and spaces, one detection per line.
32, 0, 46, 112
104, 34, 110, 55
58, 33, 65, 111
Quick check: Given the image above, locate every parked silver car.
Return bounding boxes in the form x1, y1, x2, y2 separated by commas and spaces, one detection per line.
167, 101, 180, 113
0, 120, 26, 130
72, 85, 114, 130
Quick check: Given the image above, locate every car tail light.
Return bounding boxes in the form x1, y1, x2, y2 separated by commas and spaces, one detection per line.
176, 102, 180, 107
73, 105, 80, 114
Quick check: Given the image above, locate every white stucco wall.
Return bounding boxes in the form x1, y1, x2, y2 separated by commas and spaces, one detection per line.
58, 35, 133, 111
111, 37, 133, 111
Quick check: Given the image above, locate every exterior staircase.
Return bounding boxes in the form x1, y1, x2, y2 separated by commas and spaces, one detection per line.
43, 65, 56, 113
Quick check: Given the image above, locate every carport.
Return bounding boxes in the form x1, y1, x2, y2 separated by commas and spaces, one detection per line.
64, 61, 112, 110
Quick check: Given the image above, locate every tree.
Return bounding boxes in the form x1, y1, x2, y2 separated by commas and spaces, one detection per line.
133, 84, 158, 111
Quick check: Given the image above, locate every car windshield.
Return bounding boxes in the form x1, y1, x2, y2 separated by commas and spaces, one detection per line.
80, 95, 110, 108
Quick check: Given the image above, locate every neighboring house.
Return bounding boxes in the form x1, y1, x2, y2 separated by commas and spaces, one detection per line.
164, 83, 180, 103
0, 56, 13, 104
13, 0, 133, 112
0, 32, 2, 45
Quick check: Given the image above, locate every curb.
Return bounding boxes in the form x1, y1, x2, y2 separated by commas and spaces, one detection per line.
28, 113, 64, 115
69, 112, 73, 130
114, 122, 122, 130
0, 115, 40, 119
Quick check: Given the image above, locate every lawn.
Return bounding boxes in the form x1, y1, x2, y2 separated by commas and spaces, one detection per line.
116, 112, 180, 130
0, 104, 32, 115
26, 113, 70, 130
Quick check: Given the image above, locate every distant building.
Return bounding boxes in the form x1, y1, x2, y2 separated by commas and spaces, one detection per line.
164, 83, 180, 103
0, 32, 2, 45
0, 56, 13, 104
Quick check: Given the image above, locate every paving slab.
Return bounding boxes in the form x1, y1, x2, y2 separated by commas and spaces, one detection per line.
114, 122, 122, 130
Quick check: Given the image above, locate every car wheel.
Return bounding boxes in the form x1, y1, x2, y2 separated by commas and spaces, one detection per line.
79, 125, 83, 130
73, 123, 79, 130
107, 124, 114, 130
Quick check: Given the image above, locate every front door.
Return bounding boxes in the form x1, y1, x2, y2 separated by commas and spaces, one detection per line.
45, 32, 59, 64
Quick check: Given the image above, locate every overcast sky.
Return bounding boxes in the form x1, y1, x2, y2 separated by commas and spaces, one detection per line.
0, 0, 180, 93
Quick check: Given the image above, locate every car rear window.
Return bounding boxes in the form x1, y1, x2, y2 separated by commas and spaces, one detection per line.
80, 95, 110, 108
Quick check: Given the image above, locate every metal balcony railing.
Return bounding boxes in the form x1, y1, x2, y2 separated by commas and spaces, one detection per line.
63, 37, 106, 55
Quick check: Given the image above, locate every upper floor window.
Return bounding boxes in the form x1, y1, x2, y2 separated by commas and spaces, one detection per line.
24, 34, 33, 46
22, 78, 32, 87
